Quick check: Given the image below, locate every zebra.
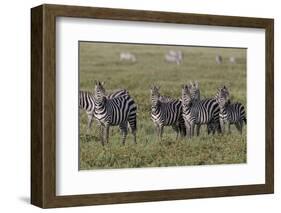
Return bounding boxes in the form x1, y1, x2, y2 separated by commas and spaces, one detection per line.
181, 84, 220, 138
187, 81, 221, 136
79, 89, 129, 129
229, 56, 236, 64
120, 52, 136, 62
215, 55, 223, 64
215, 86, 247, 134
165, 50, 183, 65
150, 85, 186, 140
93, 81, 137, 145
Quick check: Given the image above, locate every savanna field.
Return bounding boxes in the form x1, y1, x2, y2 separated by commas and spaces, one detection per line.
79, 42, 247, 170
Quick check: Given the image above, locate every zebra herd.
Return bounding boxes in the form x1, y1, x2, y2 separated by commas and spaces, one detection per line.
120, 51, 237, 65
79, 81, 246, 145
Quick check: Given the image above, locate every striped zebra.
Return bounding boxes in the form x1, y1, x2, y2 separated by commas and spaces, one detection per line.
93, 81, 137, 145
187, 81, 221, 136
215, 86, 247, 134
181, 84, 220, 138
150, 85, 186, 140
120, 52, 136, 62
79, 89, 129, 129
165, 50, 183, 65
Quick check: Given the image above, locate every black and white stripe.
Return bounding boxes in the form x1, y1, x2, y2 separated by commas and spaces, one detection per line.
215, 86, 247, 134
150, 86, 186, 140
79, 89, 129, 129
181, 84, 220, 138
93, 81, 137, 145
187, 81, 221, 136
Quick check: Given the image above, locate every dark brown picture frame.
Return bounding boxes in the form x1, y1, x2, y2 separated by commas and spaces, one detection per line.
31, 4, 274, 208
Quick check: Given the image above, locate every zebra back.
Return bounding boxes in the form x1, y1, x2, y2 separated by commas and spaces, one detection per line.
108, 89, 129, 99
79, 89, 130, 114
79, 91, 95, 112
222, 102, 247, 124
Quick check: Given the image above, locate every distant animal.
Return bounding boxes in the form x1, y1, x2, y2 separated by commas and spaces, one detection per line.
215, 86, 247, 134
79, 89, 129, 129
165, 50, 183, 65
150, 85, 186, 140
229, 56, 236, 64
215, 55, 223, 64
181, 84, 220, 138
120, 52, 136, 62
93, 81, 137, 145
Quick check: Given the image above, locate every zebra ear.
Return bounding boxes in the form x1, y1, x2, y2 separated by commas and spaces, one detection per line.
195, 80, 199, 88
101, 81, 105, 86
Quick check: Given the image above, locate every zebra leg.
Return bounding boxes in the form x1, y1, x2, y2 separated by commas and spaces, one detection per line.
154, 123, 160, 139
212, 123, 216, 135
128, 112, 137, 144
207, 123, 212, 135
119, 122, 128, 145
188, 123, 195, 138
227, 121, 231, 134
180, 125, 187, 138
216, 122, 222, 134
98, 122, 104, 146
172, 124, 180, 140
220, 119, 225, 134
184, 120, 191, 138
132, 129, 137, 144
235, 121, 243, 134
87, 113, 94, 129
234, 123, 241, 134
196, 124, 201, 136
179, 117, 186, 138
129, 121, 137, 144
104, 124, 110, 144
240, 120, 244, 134
159, 125, 164, 140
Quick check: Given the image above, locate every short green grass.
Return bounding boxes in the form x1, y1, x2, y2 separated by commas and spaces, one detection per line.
79, 42, 247, 170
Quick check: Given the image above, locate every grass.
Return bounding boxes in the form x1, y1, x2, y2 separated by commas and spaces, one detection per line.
79, 42, 247, 170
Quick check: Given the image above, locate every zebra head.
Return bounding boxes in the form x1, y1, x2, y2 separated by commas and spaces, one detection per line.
189, 80, 200, 101
94, 80, 106, 102
150, 85, 160, 107
181, 84, 192, 106
215, 86, 230, 107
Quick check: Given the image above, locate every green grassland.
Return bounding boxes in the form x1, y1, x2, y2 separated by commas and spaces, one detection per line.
79, 42, 247, 170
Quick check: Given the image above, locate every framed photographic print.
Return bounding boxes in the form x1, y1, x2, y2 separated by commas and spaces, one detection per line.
31, 4, 274, 208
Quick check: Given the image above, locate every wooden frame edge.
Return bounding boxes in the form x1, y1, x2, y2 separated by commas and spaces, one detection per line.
31, 5, 44, 208
31, 4, 274, 208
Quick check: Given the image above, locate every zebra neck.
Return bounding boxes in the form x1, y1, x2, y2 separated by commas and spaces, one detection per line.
95, 97, 107, 108
151, 101, 161, 112
219, 106, 227, 115
182, 101, 192, 108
